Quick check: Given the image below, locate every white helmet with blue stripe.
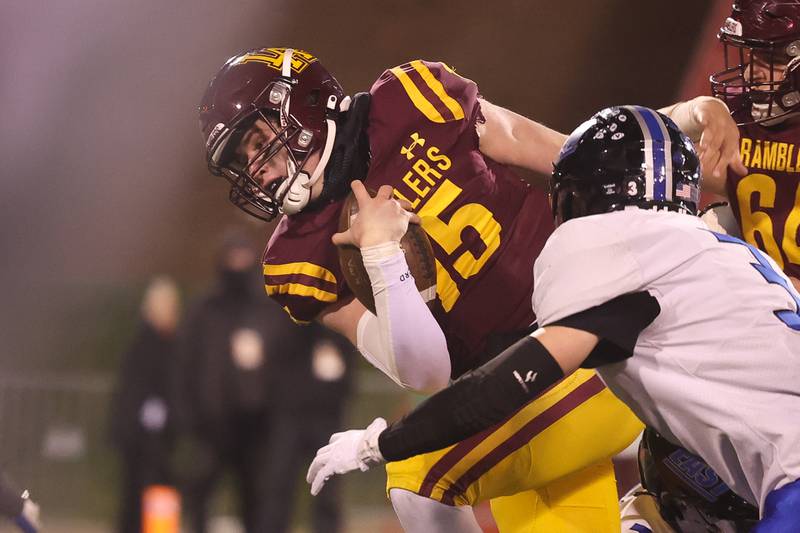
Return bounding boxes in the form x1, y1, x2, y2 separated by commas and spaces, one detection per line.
551, 105, 702, 226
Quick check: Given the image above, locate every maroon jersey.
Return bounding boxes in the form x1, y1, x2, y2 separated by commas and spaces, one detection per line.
727, 112, 800, 279
264, 60, 553, 377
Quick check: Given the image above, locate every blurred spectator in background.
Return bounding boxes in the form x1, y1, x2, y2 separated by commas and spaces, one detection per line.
109, 275, 181, 533
0, 469, 40, 532
259, 321, 354, 533
172, 227, 354, 532
172, 230, 286, 532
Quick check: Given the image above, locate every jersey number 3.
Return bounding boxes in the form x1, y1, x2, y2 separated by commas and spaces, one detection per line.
713, 231, 800, 330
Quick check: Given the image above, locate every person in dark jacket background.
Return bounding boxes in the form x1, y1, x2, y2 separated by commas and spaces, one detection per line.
173, 228, 355, 532
173, 230, 280, 533
109, 275, 181, 533
259, 320, 354, 533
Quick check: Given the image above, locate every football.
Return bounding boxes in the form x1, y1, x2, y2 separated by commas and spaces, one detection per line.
337, 189, 438, 314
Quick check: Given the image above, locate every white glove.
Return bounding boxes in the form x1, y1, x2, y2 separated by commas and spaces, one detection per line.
306, 417, 388, 496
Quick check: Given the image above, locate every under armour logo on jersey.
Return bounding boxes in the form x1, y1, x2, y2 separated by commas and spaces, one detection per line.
513, 370, 538, 392
400, 132, 426, 160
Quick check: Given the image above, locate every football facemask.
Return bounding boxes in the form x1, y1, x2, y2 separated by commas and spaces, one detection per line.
710, 1, 800, 125
200, 47, 343, 220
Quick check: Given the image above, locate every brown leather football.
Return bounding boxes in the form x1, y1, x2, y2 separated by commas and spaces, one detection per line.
337, 189, 438, 314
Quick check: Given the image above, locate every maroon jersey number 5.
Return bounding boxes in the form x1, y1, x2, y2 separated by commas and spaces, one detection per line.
414, 179, 501, 312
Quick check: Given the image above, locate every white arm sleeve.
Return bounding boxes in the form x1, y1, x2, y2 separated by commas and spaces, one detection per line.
355, 242, 451, 392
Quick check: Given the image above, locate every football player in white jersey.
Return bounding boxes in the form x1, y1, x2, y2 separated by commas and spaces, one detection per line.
306, 105, 800, 530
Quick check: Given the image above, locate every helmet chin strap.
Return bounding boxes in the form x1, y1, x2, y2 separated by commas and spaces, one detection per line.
279, 94, 342, 215
304, 94, 341, 190
278, 161, 311, 215
269, 47, 341, 216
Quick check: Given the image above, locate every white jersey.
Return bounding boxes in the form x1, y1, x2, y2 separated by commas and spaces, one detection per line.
533, 209, 800, 509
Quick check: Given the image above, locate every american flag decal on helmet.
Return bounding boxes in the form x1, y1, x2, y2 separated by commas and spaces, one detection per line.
676, 182, 699, 203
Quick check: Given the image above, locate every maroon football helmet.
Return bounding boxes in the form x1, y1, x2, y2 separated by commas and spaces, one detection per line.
199, 48, 344, 220
711, 1, 800, 124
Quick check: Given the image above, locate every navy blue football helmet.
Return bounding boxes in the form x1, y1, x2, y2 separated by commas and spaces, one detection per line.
551, 106, 702, 226
638, 428, 759, 532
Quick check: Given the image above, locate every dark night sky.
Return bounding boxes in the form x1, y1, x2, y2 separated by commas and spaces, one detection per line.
0, 0, 713, 368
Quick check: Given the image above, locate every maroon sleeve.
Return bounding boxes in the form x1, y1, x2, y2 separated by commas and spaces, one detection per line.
262, 205, 352, 324
368, 60, 481, 162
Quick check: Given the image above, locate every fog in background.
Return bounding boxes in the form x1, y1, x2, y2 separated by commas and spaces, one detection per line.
1, 1, 711, 371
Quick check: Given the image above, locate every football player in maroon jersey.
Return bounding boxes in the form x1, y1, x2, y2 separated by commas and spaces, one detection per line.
199, 47, 743, 532
708, 0, 800, 291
